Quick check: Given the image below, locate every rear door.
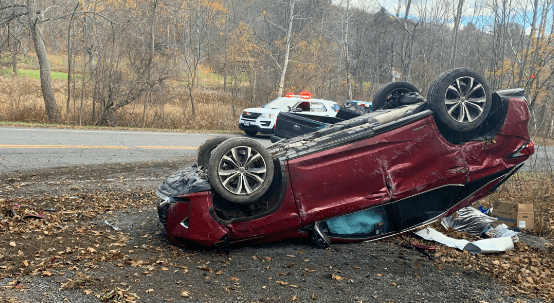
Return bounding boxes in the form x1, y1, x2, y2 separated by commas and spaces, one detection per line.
287, 115, 469, 227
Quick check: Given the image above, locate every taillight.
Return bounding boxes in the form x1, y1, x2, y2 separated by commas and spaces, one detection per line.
508, 139, 534, 158
274, 117, 278, 129
285, 92, 294, 97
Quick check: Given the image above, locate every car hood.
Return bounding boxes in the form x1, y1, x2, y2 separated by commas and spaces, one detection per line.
242, 108, 281, 114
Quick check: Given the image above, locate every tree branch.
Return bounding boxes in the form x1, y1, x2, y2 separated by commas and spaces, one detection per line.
43, 11, 118, 25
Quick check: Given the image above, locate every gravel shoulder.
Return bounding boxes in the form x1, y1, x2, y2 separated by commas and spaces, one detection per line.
0, 159, 552, 303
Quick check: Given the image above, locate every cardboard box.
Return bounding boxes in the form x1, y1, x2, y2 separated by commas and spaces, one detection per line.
491, 201, 534, 229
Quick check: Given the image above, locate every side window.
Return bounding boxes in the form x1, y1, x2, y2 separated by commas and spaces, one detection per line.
331, 104, 340, 112
296, 101, 310, 112
310, 102, 327, 112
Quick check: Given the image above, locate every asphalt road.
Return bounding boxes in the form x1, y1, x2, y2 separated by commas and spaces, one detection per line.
0, 127, 272, 174
0, 127, 547, 174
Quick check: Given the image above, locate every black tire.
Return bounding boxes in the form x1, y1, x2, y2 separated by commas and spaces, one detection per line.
372, 82, 420, 110
427, 68, 492, 132
244, 130, 257, 136
197, 137, 229, 167
207, 138, 274, 203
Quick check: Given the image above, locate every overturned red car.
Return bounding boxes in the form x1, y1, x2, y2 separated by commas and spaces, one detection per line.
156, 68, 534, 249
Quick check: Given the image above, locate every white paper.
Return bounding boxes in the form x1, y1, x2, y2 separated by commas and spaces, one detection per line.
415, 227, 469, 250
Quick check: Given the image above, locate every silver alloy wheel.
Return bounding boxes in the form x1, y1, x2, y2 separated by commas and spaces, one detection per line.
444, 76, 487, 123
217, 146, 267, 195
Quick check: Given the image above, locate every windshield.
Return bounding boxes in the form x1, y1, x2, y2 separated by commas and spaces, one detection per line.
263, 98, 299, 110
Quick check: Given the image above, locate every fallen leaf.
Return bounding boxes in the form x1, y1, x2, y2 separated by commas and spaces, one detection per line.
180, 290, 190, 298
332, 274, 344, 281
231, 277, 239, 282
84, 290, 93, 295
9, 242, 15, 247
162, 267, 168, 271
276, 281, 289, 286
145, 289, 154, 293
292, 295, 297, 301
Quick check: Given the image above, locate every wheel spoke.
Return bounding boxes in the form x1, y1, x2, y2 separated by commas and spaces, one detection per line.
466, 82, 483, 97
447, 101, 462, 115
467, 96, 487, 104
457, 103, 468, 122
222, 155, 239, 168
245, 171, 265, 183
466, 101, 484, 117
221, 172, 240, 188
464, 77, 474, 96
445, 98, 462, 105
229, 173, 243, 194
230, 147, 241, 166
218, 169, 237, 176
456, 79, 463, 96
244, 147, 252, 166
447, 85, 461, 98
242, 174, 253, 194
244, 152, 261, 167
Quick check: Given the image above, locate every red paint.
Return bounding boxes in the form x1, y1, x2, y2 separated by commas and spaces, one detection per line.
164, 98, 533, 248
166, 192, 228, 247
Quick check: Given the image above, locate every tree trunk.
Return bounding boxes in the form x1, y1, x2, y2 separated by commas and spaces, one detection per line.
142, 0, 158, 128
10, 25, 18, 76
67, 3, 79, 125
450, 0, 464, 68
345, 0, 352, 100
517, 0, 538, 87
277, 0, 295, 98
400, 0, 412, 81
27, 0, 61, 123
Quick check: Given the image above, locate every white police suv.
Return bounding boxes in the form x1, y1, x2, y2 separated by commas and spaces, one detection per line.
239, 92, 339, 136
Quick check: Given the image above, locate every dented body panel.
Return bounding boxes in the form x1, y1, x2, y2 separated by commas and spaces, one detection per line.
162, 96, 533, 248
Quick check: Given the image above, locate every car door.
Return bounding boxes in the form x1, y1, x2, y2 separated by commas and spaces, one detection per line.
286, 114, 469, 229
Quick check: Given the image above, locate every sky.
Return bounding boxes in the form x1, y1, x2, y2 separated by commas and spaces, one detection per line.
333, 0, 552, 33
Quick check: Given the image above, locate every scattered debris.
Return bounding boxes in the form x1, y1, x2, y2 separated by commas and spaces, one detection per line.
415, 227, 515, 254
441, 206, 497, 235
104, 220, 120, 231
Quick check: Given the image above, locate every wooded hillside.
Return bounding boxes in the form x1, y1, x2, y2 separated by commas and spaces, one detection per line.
0, 0, 553, 134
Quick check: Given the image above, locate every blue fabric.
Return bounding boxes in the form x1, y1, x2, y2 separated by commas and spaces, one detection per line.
326, 209, 383, 235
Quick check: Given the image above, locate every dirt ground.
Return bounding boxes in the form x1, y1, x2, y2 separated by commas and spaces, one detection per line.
0, 158, 553, 303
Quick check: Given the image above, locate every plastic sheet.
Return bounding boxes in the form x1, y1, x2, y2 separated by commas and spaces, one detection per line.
441, 206, 498, 235
156, 165, 211, 199
325, 207, 387, 236
416, 227, 515, 254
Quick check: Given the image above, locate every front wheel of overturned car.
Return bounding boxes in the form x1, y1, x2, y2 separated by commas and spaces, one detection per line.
197, 137, 230, 167
427, 68, 492, 132
372, 81, 420, 110
207, 137, 274, 203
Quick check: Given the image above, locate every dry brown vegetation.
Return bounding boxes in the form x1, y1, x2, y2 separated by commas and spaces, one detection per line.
0, 75, 248, 131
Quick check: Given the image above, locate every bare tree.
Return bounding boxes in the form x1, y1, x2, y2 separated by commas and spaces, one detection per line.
26, 0, 61, 122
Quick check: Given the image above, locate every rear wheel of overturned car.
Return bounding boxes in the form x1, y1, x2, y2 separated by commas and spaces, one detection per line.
197, 137, 230, 167
244, 130, 257, 136
207, 137, 274, 203
427, 68, 492, 132
372, 82, 420, 110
